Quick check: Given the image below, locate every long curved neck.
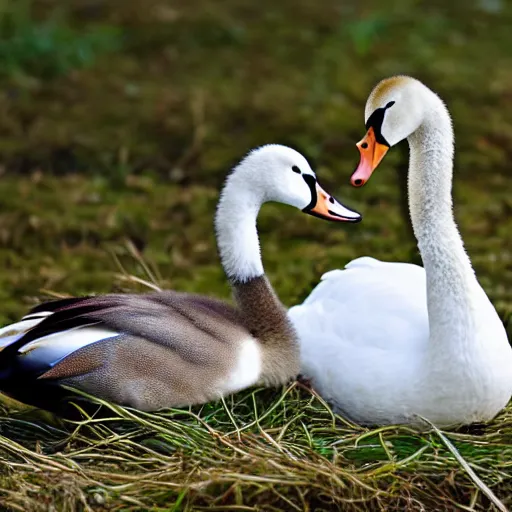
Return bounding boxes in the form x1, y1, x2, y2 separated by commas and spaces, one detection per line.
215, 175, 295, 344
407, 98, 478, 348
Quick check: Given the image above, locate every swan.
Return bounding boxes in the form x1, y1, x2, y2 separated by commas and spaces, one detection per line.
289, 76, 512, 426
0, 144, 361, 413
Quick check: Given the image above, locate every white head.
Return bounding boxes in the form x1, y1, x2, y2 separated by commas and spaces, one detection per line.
216, 144, 361, 282
351, 76, 444, 187
221, 144, 361, 222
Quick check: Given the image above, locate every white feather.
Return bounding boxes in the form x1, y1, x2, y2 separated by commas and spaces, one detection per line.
19, 327, 119, 369
0, 314, 52, 349
221, 337, 262, 394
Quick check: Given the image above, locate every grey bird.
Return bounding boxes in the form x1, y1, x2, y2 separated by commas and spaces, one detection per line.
0, 144, 361, 414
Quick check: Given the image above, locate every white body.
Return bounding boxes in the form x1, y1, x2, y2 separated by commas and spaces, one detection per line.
290, 77, 512, 426
290, 257, 511, 425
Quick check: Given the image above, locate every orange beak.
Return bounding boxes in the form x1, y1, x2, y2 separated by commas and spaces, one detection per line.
304, 180, 361, 223
350, 127, 389, 187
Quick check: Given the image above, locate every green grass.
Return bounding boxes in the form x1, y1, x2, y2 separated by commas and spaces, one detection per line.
1, 384, 512, 511
0, 0, 121, 80
0, 0, 511, 510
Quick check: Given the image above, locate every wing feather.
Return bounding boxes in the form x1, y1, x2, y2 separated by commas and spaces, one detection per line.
0, 291, 246, 381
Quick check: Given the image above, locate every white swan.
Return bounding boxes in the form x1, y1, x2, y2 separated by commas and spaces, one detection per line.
289, 76, 512, 426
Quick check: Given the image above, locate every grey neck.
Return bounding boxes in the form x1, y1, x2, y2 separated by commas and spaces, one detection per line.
214, 174, 295, 345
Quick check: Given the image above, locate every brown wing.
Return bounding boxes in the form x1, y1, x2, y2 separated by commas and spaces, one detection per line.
2, 291, 247, 373
6, 291, 254, 410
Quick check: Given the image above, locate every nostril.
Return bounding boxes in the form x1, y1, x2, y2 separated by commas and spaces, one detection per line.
329, 196, 335, 204
361, 142, 368, 149
354, 179, 363, 186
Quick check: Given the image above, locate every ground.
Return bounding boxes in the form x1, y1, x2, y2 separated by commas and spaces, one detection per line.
0, 0, 511, 510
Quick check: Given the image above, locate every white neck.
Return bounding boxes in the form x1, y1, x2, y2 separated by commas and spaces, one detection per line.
215, 172, 264, 283
407, 95, 478, 348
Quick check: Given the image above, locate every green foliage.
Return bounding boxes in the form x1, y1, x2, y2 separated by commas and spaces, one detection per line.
345, 14, 390, 56
0, 2, 121, 79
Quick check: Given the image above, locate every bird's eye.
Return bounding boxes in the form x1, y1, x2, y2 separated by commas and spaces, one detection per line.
291, 165, 301, 174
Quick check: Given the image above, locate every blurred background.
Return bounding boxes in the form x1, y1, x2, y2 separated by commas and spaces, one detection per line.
0, 0, 510, 332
